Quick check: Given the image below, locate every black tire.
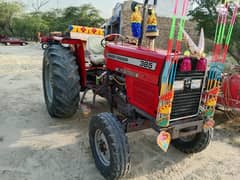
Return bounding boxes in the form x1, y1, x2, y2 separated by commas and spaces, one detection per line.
89, 113, 130, 180
172, 129, 213, 154
42, 44, 80, 118
21, 42, 27, 46
42, 43, 49, 50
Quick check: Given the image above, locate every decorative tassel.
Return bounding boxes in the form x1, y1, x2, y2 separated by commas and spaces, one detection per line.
180, 50, 192, 72
196, 53, 207, 71
131, 2, 142, 38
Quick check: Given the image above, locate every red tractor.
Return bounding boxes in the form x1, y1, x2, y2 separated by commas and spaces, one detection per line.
217, 65, 240, 118
42, 0, 237, 179
39, 31, 63, 49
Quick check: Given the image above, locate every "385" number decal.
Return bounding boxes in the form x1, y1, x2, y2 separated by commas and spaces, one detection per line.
139, 60, 154, 70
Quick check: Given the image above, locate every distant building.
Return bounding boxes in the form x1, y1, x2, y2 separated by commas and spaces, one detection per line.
105, 3, 122, 35
105, 0, 197, 49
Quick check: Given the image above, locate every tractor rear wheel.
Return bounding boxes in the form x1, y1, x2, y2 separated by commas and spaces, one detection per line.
43, 44, 80, 118
172, 129, 213, 154
89, 113, 130, 179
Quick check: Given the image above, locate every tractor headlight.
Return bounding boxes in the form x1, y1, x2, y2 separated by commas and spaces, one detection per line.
191, 79, 202, 89
174, 80, 184, 91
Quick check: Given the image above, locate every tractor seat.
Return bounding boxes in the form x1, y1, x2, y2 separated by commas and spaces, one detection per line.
86, 36, 105, 65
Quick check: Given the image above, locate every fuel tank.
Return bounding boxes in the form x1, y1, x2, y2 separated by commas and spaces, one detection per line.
105, 43, 166, 116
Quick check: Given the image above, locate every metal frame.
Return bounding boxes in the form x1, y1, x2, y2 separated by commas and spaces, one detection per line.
52, 32, 206, 140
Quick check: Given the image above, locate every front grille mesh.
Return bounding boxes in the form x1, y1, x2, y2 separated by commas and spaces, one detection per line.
170, 72, 205, 120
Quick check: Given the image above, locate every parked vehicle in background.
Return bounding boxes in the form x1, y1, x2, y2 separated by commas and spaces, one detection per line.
0, 36, 28, 46
0, 35, 7, 40
40, 32, 63, 50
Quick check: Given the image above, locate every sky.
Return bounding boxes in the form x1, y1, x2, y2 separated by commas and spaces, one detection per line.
16, 0, 141, 18
11, 0, 192, 18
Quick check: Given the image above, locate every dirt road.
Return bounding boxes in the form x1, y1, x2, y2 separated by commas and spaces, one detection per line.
0, 44, 239, 180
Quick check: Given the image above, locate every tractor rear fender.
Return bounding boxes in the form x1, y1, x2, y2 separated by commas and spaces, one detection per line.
59, 38, 86, 89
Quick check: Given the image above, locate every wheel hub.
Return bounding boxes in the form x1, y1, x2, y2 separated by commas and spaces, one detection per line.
94, 129, 110, 166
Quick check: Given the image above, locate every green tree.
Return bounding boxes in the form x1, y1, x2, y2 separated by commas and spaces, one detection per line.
61, 4, 105, 27
31, 0, 49, 12
41, 9, 63, 31
12, 14, 49, 40
188, 0, 219, 39
0, 1, 23, 35
189, 0, 240, 61
0, 1, 105, 40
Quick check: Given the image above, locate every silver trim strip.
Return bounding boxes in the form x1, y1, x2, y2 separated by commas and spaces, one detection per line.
107, 53, 157, 70
170, 114, 199, 122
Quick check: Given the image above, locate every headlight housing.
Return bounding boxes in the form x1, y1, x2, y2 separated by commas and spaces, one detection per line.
191, 79, 202, 89
174, 80, 184, 91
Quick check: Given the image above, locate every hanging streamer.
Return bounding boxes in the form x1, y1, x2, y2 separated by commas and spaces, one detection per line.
204, 0, 239, 122
156, 0, 189, 128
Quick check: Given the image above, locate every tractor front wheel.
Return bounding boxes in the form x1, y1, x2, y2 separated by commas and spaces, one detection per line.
89, 113, 130, 179
172, 129, 213, 154
43, 44, 80, 118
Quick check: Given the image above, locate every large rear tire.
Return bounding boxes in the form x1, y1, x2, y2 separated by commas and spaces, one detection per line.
172, 129, 213, 154
89, 113, 130, 179
43, 44, 80, 118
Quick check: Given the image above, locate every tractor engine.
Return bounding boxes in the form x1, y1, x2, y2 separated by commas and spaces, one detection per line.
104, 43, 205, 124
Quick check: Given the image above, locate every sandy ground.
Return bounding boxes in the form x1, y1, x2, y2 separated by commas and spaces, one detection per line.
0, 43, 239, 180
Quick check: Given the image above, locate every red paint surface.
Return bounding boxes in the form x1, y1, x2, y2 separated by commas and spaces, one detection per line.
105, 43, 166, 116
61, 38, 86, 88
218, 74, 240, 109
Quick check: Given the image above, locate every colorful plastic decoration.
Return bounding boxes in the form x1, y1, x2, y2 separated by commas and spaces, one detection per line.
203, 119, 215, 129
69, 25, 104, 36
157, 131, 171, 152
156, 0, 189, 128
203, 0, 238, 123
205, 97, 218, 107
207, 87, 219, 96
156, 90, 174, 127
131, 2, 142, 38
205, 108, 215, 117
160, 90, 174, 101
196, 53, 207, 71
146, 8, 158, 32
180, 50, 192, 72
158, 103, 172, 114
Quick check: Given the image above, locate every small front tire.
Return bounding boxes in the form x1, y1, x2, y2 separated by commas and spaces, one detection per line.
89, 113, 130, 179
172, 129, 213, 154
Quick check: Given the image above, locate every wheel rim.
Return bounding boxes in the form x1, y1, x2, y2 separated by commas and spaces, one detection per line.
43, 44, 48, 49
94, 129, 110, 166
44, 58, 53, 104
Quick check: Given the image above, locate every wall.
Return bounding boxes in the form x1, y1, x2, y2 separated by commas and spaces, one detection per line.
120, 0, 199, 49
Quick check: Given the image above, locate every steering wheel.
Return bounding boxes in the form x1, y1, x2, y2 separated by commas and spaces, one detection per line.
101, 34, 126, 48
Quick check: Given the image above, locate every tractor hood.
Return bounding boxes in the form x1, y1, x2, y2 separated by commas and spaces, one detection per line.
105, 43, 166, 85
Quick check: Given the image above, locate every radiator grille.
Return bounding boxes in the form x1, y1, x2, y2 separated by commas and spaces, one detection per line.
170, 72, 205, 120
